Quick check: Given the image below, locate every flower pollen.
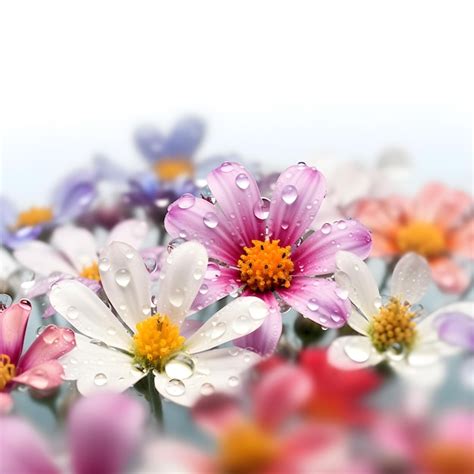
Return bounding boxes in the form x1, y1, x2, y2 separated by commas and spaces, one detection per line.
238, 239, 294, 292
396, 221, 446, 258
80, 261, 101, 281
15, 206, 53, 228
0, 354, 16, 391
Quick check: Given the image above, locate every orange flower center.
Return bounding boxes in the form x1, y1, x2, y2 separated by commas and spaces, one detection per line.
396, 221, 446, 258
80, 261, 101, 281
0, 354, 16, 391
238, 239, 294, 293
153, 158, 194, 181
15, 206, 53, 228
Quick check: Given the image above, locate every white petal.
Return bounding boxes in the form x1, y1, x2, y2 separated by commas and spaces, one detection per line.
335, 251, 380, 318
391, 252, 431, 304
347, 308, 370, 335
49, 279, 132, 351
61, 333, 144, 396
154, 347, 260, 407
389, 359, 446, 389
0, 247, 18, 279
185, 297, 269, 354
51, 226, 98, 272
14, 241, 77, 276
327, 335, 383, 370
106, 219, 149, 249
154, 241, 208, 325
99, 241, 151, 331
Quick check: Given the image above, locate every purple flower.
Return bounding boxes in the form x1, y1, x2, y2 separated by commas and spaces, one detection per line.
435, 305, 474, 351
165, 162, 372, 355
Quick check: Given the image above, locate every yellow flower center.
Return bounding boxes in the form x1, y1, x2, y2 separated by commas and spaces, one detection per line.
368, 297, 417, 353
396, 221, 446, 258
218, 422, 279, 474
153, 158, 194, 181
15, 206, 54, 228
132, 314, 185, 370
80, 261, 101, 281
238, 239, 294, 293
0, 354, 16, 391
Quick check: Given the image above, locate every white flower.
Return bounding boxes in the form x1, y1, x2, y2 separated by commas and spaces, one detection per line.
49, 240, 269, 406
328, 251, 470, 383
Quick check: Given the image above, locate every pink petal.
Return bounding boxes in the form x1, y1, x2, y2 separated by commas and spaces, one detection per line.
233, 291, 282, 356
370, 232, 398, 257
448, 218, 474, 259
191, 393, 244, 437
278, 277, 350, 328
268, 164, 326, 246
18, 325, 76, 372
292, 219, 372, 276
13, 360, 65, 391
0, 417, 59, 474
165, 194, 242, 265
430, 257, 470, 294
254, 364, 313, 430
207, 161, 266, 246
69, 392, 145, 474
0, 300, 31, 364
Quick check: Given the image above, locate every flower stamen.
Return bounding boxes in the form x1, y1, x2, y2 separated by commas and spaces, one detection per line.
396, 221, 446, 258
80, 261, 101, 281
153, 158, 194, 181
15, 207, 53, 228
0, 354, 16, 391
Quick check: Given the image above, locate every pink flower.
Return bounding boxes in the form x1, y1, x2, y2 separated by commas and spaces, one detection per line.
0, 300, 75, 413
165, 162, 372, 354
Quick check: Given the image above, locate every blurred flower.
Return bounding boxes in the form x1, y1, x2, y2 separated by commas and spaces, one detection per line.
165, 162, 372, 356
0, 392, 145, 474
328, 251, 468, 380
353, 182, 474, 293
0, 169, 97, 249
49, 241, 269, 406
0, 299, 75, 413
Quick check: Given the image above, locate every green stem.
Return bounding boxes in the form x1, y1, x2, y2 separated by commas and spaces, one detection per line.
136, 372, 164, 427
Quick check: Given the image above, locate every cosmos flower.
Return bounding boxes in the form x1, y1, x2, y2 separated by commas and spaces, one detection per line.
353, 182, 473, 293
0, 299, 75, 413
0, 169, 97, 249
49, 240, 270, 406
328, 251, 467, 379
0, 392, 145, 474
165, 161, 372, 355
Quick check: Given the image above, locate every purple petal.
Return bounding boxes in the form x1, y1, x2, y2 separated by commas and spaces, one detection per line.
1, 225, 44, 249
134, 125, 165, 162
161, 116, 205, 157
128, 172, 160, 202
292, 219, 372, 276
278, 276, 351, 328
268, 164, 326, 246
436, 312, 474, 350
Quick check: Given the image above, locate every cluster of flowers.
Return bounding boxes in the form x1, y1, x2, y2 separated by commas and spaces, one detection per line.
0, 117, 472, 473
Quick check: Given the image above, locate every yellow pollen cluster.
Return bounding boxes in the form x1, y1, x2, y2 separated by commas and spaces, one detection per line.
153, 158, 194, 181
218, 422, 279, 474
80, 261, 101, 281
133, 314, 185, 370
238, 239, 294, 292
368, 297, 417, 353
15, 206, 53, 228
0, 354, 16, 391
396, 221, 446, 258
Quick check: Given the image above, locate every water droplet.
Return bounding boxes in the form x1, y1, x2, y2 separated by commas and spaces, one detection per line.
232, 315, 251, 334
169, 288, 185, 308
211, 321, 227, 339
99, 257, 111, 272
330, 314, 343, 323
67, 306, 79, 320
94, 373, 108, 386
228, 347, 240, 357
337, 220, 347, 230
248, 301, 269, 320
374, 296, 382, 309
107, 327, 117, 336
220, 162, 234, 173
199, 284, 209, 295
144, 257, 157, 273
166, 378, 186, 396
297, 161, 307, 168
228, 376, 240, 387
343, 338, 371, 363
177, 194, 196, 209
278, 300, 291, 313
386, 343, 406, 362
115, 269, 131, 287
281, 185, 298, 204
203, 212, 219, 229
281, 221, 289, 230
253, 197, 271, 220
321, 223, 332, 235
165, 354, 195, 380
307, 298, 319, 312
205, 262, 221, 280
335, 288, 349, 300
167, 237, 186, 253
0, 294, 13, 309
200, 382, 215, 396
42, 329, 59, 344
235, 173, 250, 190
62, 329, 75, 343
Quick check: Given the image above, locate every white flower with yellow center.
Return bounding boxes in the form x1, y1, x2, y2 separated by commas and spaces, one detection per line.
49, 241, 269, 406
328, 251, 468, 383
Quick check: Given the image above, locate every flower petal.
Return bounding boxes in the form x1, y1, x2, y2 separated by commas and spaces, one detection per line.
61, 333, 144, 396
165, 194, 242, 266
292, 220, 372, 276
347, 308, 370, 335
391, 252, 431, 304
69, 393, 145, 474
14, 241, 77, 276
435, 312, 474, 350
448, 218, 474, 259
0, 300, 31, 364
0, 393, 13, 414
278, 277, 351, 328
233, 291, 282, 356
154, 241, 208, 325
99, 241, 151, 330
50, 225, 98, 272
268, 164, 326, 246
13, 360, 65, 390
429, 257, 470, 294
206, 161, 266, 247
49, 279, 132, 351
154, 347, 260, 407
185, 297, 270, 354
106, 219, 149, 249
327, 336, 383, 370
335, 251, 380, 319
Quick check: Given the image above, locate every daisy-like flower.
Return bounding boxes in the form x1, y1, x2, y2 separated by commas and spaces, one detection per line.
0, 169, 97, 249
0, 299, 75, 413
353, 182, 474, 293
49, 240, 270, 406
165, 161, 372, 355
328, 251, 469, 376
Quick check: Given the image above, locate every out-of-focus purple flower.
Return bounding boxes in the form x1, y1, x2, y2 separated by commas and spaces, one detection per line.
165, 162, 372, 355
435, 305, 474, 351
